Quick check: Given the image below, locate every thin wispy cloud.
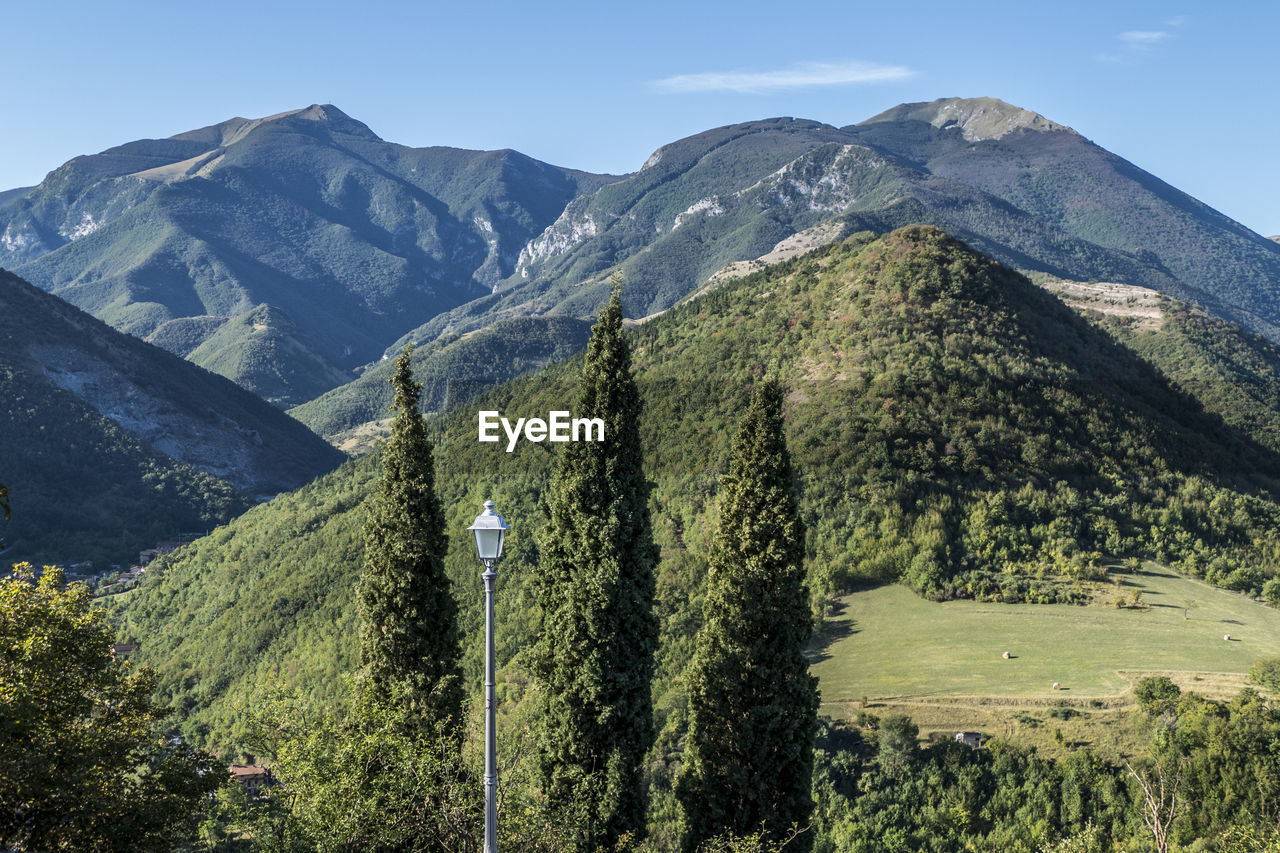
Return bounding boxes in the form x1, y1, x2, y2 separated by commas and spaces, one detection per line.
1120, 30, 1170, 45
1096, 23, 1180, 63
652, 60, 916, 95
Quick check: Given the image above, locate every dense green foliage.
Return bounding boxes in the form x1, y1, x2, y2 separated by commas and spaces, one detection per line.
223, 683, 576, 853
1248, 658, 1280, 693
1133, 676, 1183, 716
631, 680, 1280, 853
0, 564, 223, 850
357, 346, 463, 726
0, 269, 342, 567
676, 382, 818, 851
0, 105, 612, 403
808, 718, 1136, 851
114, 227, 1280, 755
104, 456, 378, 745
804, 685, 1280, 851
1104, 302, 1280, 456
244, 685, 479, 853
529, 282, 659, 851
635, 228, 1280, 607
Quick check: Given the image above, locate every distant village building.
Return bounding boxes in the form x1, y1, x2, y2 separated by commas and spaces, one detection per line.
955, 731, 985, 748
140, 537, 199, 567
230, 764, 275, 797
110, 643, 138, 660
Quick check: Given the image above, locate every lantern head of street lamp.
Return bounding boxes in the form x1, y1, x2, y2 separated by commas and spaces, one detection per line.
469, 500, 510, 563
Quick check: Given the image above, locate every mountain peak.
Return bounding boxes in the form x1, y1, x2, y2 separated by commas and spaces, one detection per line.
172, 104, 379, 148
860, 97, 1076, 142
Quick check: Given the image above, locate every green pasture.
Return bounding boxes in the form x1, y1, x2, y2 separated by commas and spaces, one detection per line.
812, 566, 1280, 708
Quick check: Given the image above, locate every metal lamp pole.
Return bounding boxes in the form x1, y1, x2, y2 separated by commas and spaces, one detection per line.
469, 500, 509, 853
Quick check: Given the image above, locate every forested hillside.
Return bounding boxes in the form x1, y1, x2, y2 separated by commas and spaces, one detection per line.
112, 227, 1280, 750
1079, 293, 1280, 458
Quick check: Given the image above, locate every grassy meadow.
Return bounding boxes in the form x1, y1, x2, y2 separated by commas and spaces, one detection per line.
811, 564, 1280, 753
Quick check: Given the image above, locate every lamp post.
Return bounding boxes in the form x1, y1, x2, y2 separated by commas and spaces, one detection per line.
469, 500, 509, 853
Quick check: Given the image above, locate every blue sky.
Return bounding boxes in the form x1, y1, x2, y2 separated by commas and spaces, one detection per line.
2, 0, 1277, 235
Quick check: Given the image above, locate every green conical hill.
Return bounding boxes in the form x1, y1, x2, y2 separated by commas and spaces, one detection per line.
110, 227, 1280, 750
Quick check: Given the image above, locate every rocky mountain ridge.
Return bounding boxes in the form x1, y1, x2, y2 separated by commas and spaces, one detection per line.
6, 98, 1280, 417
0, 105, 613, 405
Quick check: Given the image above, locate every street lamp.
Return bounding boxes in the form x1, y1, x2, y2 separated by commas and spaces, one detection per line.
469, 500, 509, 853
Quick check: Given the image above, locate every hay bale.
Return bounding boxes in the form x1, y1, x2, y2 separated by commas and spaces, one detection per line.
1002, 651, 1011, 659
1052, 682, 1061, 690
1224, 633, 1232, 641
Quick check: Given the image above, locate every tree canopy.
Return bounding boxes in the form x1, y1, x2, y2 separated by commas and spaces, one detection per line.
676, 381, 819, 851
530, 279, 659, 850
357, 345, 463, 728
0, 563, 221, 850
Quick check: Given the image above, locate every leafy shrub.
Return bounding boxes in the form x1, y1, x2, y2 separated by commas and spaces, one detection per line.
1133, 676, 1181, 715
1249, 658, 1280, 693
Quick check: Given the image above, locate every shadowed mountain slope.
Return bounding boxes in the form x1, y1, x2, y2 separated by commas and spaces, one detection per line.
0, 269, 344, 567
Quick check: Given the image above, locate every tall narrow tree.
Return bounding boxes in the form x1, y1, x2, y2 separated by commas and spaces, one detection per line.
530, 279, 659, 851
675, 380, 819, 852
357, 345, 463, 728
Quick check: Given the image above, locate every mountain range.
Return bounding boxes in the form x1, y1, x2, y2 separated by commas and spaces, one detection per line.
411, 96, 1280, 348
0, 105, 611, 405
5, 98, 1280, 419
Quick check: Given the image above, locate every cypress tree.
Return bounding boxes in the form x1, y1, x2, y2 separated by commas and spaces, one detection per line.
356, 345, 463, 728
675, 380, 819, 852
530, 279, 658, 851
